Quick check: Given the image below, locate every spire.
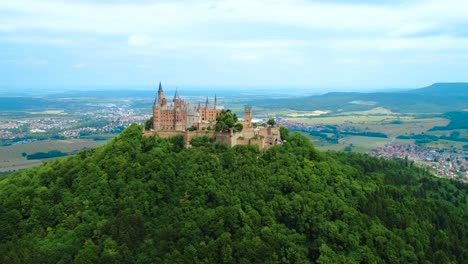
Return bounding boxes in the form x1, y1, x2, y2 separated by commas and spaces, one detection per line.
205, 97, 209, 108
173, 87, 180, 102
156, 81, 164, 106
214, 94, 217, 109
158, 81, 163, 92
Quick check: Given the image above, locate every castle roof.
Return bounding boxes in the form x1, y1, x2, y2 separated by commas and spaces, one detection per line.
158, 82, 163, 92
174, 88, 180, 100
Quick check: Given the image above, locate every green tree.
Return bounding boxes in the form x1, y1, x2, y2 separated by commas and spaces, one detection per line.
0, 126, 467, 264
145, 116, 153, 130
267, 118, 276, 126
215, 110, 241, 132
279, 126, 290, 141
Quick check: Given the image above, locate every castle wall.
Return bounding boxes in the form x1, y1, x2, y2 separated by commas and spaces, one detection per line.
242, 127, 255, 139
186, 131, 216, 145
199, 108, 219, 121
250, 138, 265, 150
144, 126, 280, 150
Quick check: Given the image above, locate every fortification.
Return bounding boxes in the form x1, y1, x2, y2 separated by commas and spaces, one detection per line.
145, 83, 282, 149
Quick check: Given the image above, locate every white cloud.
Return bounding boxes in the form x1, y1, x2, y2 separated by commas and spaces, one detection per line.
2, 0, 468, 88
73, 63, 86, 68
1, 0, 468, 37
0, 36, 69, 45
128, 35, 153, 47
229, 53, 259, 62
0, 58, 48, 65
0, 23, 15, 32
1, 0, 468, 61
331, 36, 468, 52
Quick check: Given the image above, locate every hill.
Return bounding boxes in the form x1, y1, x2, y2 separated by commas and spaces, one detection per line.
0, 124, 467, 263
252, 83, 468, 113
409, 82, 468, 96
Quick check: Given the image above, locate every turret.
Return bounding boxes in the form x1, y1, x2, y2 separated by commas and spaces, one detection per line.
214, 94, 217, 109
244, 106, 252, 128
205, 97, 209, 109
157, 82, 165, 106
173, 88, 180, 102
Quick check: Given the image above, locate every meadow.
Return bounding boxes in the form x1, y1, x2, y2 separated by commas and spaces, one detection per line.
0, 139, 107, 173
288, 106, 466, 154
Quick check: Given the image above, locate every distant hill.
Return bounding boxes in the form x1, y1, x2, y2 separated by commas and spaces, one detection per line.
252, 83, 468, 113
409, 83, 468, 96
0, 124, 467, 263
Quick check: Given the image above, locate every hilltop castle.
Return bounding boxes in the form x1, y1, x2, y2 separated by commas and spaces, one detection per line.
145, 83, 281, 149
152, 82, 221, 131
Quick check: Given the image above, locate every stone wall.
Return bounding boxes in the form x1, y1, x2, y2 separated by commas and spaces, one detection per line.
143, 124, 281, 150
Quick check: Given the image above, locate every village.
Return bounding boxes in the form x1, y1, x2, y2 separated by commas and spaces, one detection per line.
0, 102, 150, 146
368, 143, 468, 180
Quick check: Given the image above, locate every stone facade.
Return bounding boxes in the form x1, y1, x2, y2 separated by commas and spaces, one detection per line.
146, 83, 282, 149
152, 82, 221, 131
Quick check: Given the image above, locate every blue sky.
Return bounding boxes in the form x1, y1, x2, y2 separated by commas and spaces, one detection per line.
1, 0, 468, 90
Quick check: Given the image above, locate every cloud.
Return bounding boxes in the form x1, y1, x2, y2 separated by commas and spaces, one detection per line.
73, 63, 86, 68
1, 0, 468, 87
229, 53, 258, 62
0, 35, 69, 45
1, 0, 468, 59
331, 36, 468, 52
1, 0, 467, 37
0, 57, 48, 65
128, 34, 153, 47
0, 23, 15, 32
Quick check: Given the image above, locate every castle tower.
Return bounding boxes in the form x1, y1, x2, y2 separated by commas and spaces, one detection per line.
173, 88, 180, 102
205, 97, 209, 109
244, 106, 252, 128
157, 82, 164, 105
153, 82, 164, 130
214, 94, 217, 110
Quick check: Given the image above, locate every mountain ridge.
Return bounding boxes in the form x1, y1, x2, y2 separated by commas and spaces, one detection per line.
252, 82, 468, 113
409, 82, 468, 96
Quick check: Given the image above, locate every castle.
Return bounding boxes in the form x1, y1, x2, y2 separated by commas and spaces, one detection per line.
145, 83, 281, 149
152, 82, 221, 131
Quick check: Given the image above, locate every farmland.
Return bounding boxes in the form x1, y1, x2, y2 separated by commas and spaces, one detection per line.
0, 139, 107, 174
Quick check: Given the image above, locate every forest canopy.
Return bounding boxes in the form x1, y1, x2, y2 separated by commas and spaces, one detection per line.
0, 124, 467, 263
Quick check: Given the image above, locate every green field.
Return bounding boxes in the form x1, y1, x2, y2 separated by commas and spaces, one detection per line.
289, 106, 463, 153
313, 136, 414, 153
0, 139, 107, 173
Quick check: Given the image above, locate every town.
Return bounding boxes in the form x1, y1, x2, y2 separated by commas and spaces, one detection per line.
368, 143, 468, 180
0, 100, 151, 146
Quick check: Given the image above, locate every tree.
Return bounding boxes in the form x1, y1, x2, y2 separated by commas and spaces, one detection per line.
215, 110, 240, 133
279, 126, 289, 141
234, 123, 243, 132
1, 125, 468, 264
450, 131, 460, 138
145, 117, 153, 130
267, 118, 276, 126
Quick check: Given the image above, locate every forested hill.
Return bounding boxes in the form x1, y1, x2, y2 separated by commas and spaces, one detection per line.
1, 124, 467, 263
409, 82, 468, 96
251, 83, 468, 113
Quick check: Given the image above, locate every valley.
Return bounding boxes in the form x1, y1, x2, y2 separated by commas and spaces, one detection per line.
1, 84, 467, 180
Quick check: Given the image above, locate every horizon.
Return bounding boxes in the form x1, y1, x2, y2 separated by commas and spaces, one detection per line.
1, 1, 468, 89
0, 83, 428, 97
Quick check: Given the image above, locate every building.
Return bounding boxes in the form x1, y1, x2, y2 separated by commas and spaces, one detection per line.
152, 82, 221, 131
146, 83, 282, 149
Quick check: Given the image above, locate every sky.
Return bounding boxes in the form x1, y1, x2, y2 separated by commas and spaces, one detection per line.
1, 0, 468, 91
